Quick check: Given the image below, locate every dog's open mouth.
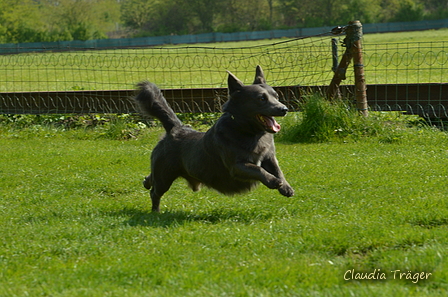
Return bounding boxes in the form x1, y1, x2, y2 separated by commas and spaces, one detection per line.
257, 114, 281, 133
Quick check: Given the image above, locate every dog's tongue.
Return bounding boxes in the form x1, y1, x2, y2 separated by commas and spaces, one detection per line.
263, 115, 281, 133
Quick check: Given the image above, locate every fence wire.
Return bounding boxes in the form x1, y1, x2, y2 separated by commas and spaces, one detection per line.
0, 34, 341, 93
0, 32, 447, 117
362, 41, 448, 119
364, 41, 448, 84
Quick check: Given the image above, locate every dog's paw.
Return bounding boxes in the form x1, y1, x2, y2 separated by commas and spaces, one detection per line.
279, 183, 294, 197
266, 177, 283, 189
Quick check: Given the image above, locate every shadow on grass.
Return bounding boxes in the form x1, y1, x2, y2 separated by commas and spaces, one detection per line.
110, 206, 274, 228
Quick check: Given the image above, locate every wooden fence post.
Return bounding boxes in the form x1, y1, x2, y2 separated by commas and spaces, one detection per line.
349, 20, 368, 117
327, 43, 352, 100
327, 20, 368, 116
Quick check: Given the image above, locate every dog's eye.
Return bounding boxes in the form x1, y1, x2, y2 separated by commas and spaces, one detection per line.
260, 94, 268, 101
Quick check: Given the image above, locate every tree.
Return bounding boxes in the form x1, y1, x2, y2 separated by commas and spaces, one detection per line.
159, 0, 192, 34
215, 0, 271, 32
43, 0, 120, 41
188, 0, 222, 32
392, 0, 425, 22
0, 0, 45, 43
338, 0, 383, 25
3, 0, 448, 43
267, 0, 274, 25
424, 0, 448, 19
121, 0, 191, 36
121, 0, 160, 29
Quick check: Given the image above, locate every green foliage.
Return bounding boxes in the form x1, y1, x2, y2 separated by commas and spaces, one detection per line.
0, 0, 43, 43
0, 114, 149, 140
0, 113, 223, 139
1, 0, 447, 43
0, 0, 120, 43
278, 94, 427, 143
120, 0, 162, 30
176, 112, 221, 130
392, 0, 425, 22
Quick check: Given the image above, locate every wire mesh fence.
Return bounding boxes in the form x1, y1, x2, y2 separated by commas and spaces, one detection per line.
0, 27, 447, 118
364, 42, 448, 84
363, 41, 448, 118
0, 34, 342, 92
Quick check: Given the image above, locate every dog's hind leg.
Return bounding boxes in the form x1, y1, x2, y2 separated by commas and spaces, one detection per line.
150, 174, 178, 212
150, 189, 162, 212
141, 173, 163, 212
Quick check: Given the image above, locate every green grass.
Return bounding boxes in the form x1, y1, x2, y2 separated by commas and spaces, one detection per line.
363, 29, 448, 44
1, 113, 448, 296
1, 28, 447, 92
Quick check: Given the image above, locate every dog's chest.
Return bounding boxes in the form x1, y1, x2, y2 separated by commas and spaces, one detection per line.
246, 142, 270, 165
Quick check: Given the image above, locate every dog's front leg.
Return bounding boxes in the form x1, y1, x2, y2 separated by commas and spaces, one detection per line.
261, 158, 295, 197
232, 162, 284, 190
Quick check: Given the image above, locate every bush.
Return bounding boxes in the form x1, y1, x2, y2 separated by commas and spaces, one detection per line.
0, 112, 221, 139
277, 94, 426, 143
0, 114, 149, 140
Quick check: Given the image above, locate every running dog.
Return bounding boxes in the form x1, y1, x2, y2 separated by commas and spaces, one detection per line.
134, 65, 294, 211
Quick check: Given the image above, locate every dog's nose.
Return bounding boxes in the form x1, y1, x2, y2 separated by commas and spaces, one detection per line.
280, 106, 288, 115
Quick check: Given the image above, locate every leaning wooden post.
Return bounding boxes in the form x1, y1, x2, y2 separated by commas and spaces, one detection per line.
348, 20, 368, 117
327, 26, 353, 101
327, 42, 352, 100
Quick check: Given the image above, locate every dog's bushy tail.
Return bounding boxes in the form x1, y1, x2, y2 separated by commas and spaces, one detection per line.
135, 81, 182, 133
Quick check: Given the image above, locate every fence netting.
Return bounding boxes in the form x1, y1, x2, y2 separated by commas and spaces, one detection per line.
0, 29, 447, 117
0, 33, 341, 93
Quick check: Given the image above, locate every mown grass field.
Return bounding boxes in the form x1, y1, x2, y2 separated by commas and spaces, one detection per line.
1, 113, 448, 296
1, 28, 447, 92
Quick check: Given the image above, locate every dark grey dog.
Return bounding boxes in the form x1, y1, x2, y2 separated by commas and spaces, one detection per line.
135, 65, 294, 211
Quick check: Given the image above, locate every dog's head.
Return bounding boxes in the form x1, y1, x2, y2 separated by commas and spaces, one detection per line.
224, 65, 288, 134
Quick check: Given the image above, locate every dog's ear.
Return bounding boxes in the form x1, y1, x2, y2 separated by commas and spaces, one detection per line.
227, 70, 244, 94
253, 65, 266, 84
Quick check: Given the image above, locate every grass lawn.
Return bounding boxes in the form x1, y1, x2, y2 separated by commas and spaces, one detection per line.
1, 117, 448, 296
